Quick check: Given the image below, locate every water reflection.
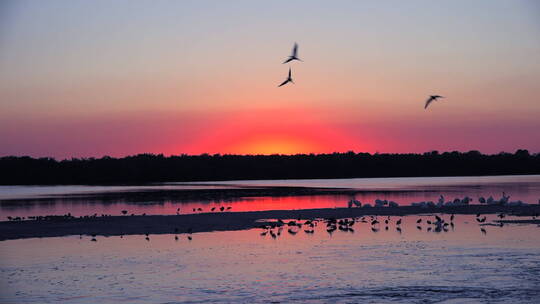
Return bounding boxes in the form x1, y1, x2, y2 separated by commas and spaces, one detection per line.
1, 175, 539, 220
1, 214, 539, 303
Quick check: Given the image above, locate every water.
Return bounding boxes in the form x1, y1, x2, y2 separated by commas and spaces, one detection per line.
1, 214, 540, 303
1, 175, 540, 220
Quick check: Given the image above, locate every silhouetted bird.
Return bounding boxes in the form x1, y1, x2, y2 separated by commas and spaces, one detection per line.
283, 42, 302, 63
188, 236, 192, 241
476, 216, 487, 223
220, 206, 225, 212
416, 218, 422, 224
424, 95, 444, 109
211, 207, 216, 212
175, 235, 179, 241
278, 67, 294, 87
396, 219, 402, 225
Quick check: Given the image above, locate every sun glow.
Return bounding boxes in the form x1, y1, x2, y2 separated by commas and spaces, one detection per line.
230, 136, 321, 155
179, 108, 369, 155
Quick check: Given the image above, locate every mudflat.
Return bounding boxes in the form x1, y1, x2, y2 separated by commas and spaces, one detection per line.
1, 204, 539, 241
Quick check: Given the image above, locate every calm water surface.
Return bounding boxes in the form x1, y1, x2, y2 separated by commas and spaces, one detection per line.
1, 214, 539, 303
1, 175, 539, 220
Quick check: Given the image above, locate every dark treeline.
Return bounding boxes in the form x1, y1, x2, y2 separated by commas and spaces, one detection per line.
1, 150, 539, 185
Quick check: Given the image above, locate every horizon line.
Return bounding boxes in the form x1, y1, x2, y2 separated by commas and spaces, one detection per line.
1, 149, 536, 161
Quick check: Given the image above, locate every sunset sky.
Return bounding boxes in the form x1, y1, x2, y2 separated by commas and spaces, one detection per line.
1, 0, 539, 158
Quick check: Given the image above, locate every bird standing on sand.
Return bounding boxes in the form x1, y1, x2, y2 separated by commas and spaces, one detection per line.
283, 42, 302, 63
424, 95, 444, 109
278, 67, 294, 87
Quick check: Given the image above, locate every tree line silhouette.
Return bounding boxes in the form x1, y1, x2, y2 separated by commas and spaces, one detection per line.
1, 150, 538, 185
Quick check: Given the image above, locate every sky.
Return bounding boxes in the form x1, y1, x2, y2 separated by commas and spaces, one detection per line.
1, 0, 539, 158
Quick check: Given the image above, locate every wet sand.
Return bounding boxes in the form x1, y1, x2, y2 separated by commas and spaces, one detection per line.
496, 219, 540, 225
1, 204, 539, 241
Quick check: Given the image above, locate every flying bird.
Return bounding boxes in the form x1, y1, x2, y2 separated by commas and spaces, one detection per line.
424, 95, 444, 109
278, 67, 294, 87
283, 42, 302, 64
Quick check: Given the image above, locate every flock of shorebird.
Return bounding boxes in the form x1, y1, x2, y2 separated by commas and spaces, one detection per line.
277, 42, 444, 109
6, 192, 539, 243
258, 213, 493, 239
347, 192, 535, 209
82, 207, 538, 243
190, 206, 232, 214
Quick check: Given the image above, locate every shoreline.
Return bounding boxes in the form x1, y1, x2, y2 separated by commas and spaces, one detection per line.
1, 205, 539, 241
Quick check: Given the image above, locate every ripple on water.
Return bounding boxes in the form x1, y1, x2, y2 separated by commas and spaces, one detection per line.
1, 215, 540, 303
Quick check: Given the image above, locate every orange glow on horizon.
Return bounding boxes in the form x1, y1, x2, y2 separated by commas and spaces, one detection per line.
228, 135, 322, 155
180, 108, 371, 155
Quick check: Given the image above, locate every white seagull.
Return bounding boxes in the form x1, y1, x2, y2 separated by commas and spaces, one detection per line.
424, 95, 444, 109
283, 42, 302, 64
278, 67, 294, 87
